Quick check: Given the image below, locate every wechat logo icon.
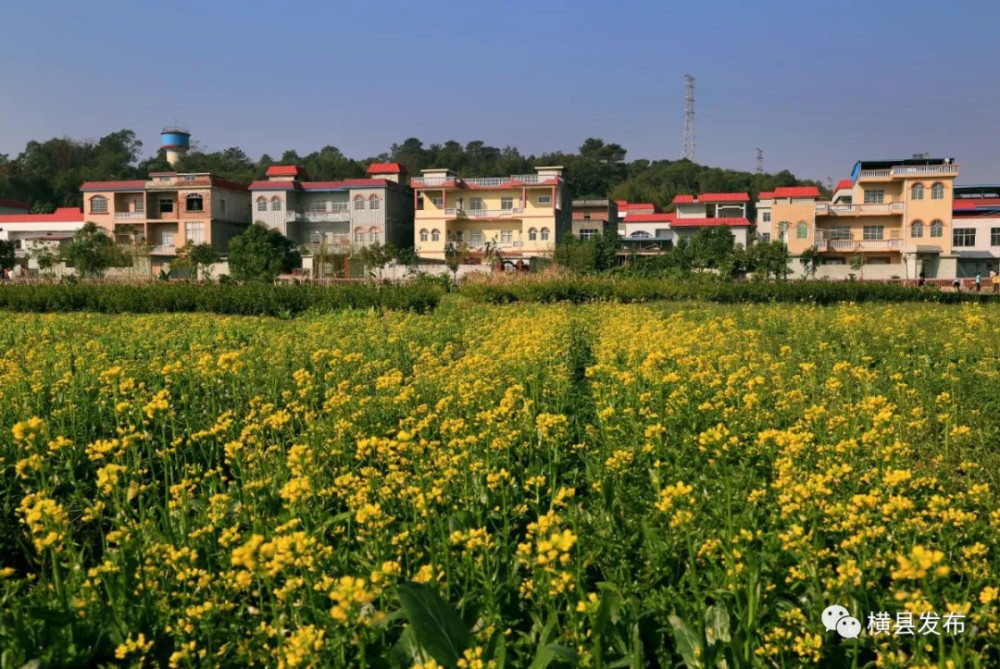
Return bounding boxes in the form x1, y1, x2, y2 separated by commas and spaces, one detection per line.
823, 604, 861, 639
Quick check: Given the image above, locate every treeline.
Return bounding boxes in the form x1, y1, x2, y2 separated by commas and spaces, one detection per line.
0, 131, 824, 213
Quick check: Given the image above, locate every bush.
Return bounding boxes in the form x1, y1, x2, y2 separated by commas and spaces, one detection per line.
0, 282, 442, 316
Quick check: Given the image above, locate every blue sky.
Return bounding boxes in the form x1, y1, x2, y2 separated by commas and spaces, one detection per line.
2, 0, 1000, 183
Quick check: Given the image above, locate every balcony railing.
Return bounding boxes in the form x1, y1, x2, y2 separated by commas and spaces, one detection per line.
460, 240, 524, 249
114, 212, 145, 220
150, 244, 176, 254
814, 238, 902, 252
815, 202, 905, 214
857, 164, 959, 179
301, 238, 353, 254
287, 210, 351, 222
445, 207, 524, 217
412, 174, 558, 188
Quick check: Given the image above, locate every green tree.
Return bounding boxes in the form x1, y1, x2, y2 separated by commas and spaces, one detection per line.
799, 245, 821, 278
228, 222, 300, 282
29, 242, 60, 275
62, 222, 124, 278
849, 253, 865, 281
0, 240, 14, 271
749, 241, 790, 280
357, 242, 397, 281
689, 227, 736, 271
593, 228, 621, 272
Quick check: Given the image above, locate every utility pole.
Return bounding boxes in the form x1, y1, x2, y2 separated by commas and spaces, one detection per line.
683, 75, 696, 162
755, 148, 764, 174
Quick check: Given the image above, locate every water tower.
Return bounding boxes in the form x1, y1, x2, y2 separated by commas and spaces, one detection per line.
160, 126, 191, 166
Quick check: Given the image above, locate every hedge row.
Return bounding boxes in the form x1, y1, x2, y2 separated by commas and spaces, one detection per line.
0, 282, 442, 315
461, 277, 1000, 305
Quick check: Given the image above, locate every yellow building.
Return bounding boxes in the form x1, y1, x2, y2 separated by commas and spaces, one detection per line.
773, 158, 959, 279
412, 166, 570, 262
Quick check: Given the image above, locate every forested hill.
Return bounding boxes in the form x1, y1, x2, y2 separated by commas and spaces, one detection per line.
0, 131, 826, 213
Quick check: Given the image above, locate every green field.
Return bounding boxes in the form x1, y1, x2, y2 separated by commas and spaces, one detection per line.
2, 300, 998, 667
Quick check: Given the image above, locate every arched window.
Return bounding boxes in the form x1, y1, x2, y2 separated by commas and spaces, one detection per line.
368, 226, 378, 243
90, 195, 108, 213
353, 195, 365, 210
528, 228, 538, 241
186, 194, 204, 212
911, 184, 924, 200
629, 231, 651, 239
419, 229, 428, 242
778, 221, 790, 241
931, 183, 945, 200
270, 197, 281, 211
910, 220, 924, 238
256, 197, 267, 212
431, 229, 440, 242
540, 227, 550, 241
368, 195, 380, 210
353, 226, 365, 244
930, 220, 943, 237
796, 221, 808, 239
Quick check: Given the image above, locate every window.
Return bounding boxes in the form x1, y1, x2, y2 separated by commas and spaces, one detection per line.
579, 229, 598, 240
431, 229, 440, 242
501, 230, 513, 243
911, 184, 924, 200
270, 197, 281, 212
796, 222, 808, 239
185, 222, 205, 244
761, 233, 771, 242
368, 228, 378, 243
953, 227, 976, 247
134, 199, 144, 213
470, 197, 485, 211
992, 228, 1000, 247
863, 189, 885, 204
828, 227, 850, 240
500, 197, 514, 211
159, 231, 175, 248
369, 195, 380, 210
863, 225, 884, 240
930, 220, 943, 237
257, 197, 267, 212
470, 231, 484, 244
159, 198, 173, 214
931, 183, 945, 200
354, 227, 364, 244
354, 195, 365, 210
655, 228, 671, 238
910, 221, 924, 238
332, 200, 349, 211
528, 228, 538, 241
220, 199, 226, 214
540, 227, 550, 241
538, 194, 552, 205
777, 222, 790, 241
186, 194, 204, 212
431, 197, 443, 208
762, 211, 771, 223
630, 231, 651, 239
419, 229, 428, 242
90, 196, 108, 213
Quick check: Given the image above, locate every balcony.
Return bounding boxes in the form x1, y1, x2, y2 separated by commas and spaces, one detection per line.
460, 240, 524, 250
114, 212, 145, 220
814, 238, 902, 252
445, 208, 524, 218
412, 174, 559, 188
301, 238, 353, 254
287, 210, 351, 222
150, 244, 177, 255
858, 164, 960, 180
815, 202, 905, 215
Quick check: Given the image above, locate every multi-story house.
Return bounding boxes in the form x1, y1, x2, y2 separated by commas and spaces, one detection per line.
80, 172, 252, 272
412, 166, 570, 261
249, 163, 413, 270
621, 211, 675, 247
775, 158, 959, 279
615, 201, 656, 235
950, 184, 1000, 278
571, 199, 618, 239
0, 199, 30, 214
671, 193, 752, 247
755, 191, 774, 242
0, 207, 85, 272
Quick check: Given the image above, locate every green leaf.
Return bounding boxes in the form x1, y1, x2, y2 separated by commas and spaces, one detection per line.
528, 644, 580, 669
593, 582, 621, 637
704, 604, 731, 645
397, 582, 473, 668
668, 614, 704, 669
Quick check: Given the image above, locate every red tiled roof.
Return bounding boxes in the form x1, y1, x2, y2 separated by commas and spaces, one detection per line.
757, 191, 774, 200
250, 179, 389, 191
774, 186, 821, 198
209, 176, 249, 192
0, 199, 30, 209
698, 192, 750, 203
672, 194, 696, 204
250, 180, 296, 190
954, 198, 1000, 209
834, 179, 853, 191
617, 202, 657, 211
367, 162, 403, 174
0, 207, 84, 223
669, 217, 751, 228
266, 165, 302, 177
953, 200, 977, 210
80, 180, 147, 191
624, 213, 675, 223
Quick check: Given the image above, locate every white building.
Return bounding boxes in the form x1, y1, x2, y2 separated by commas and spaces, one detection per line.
951, 185, 1000, 277
0, 207, 85, 272
670, 193, 751, 248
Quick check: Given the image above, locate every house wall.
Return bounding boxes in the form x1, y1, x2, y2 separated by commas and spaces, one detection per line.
771, 198, 818, 254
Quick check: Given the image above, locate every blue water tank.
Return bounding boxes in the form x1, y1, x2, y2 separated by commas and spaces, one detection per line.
161, 127, 191, 150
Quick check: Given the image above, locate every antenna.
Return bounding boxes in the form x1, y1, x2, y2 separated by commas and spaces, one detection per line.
755, 148, 764, 175
683, 75, 696, 162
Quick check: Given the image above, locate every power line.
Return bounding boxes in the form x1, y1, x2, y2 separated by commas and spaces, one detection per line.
683, 75, 696, 162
